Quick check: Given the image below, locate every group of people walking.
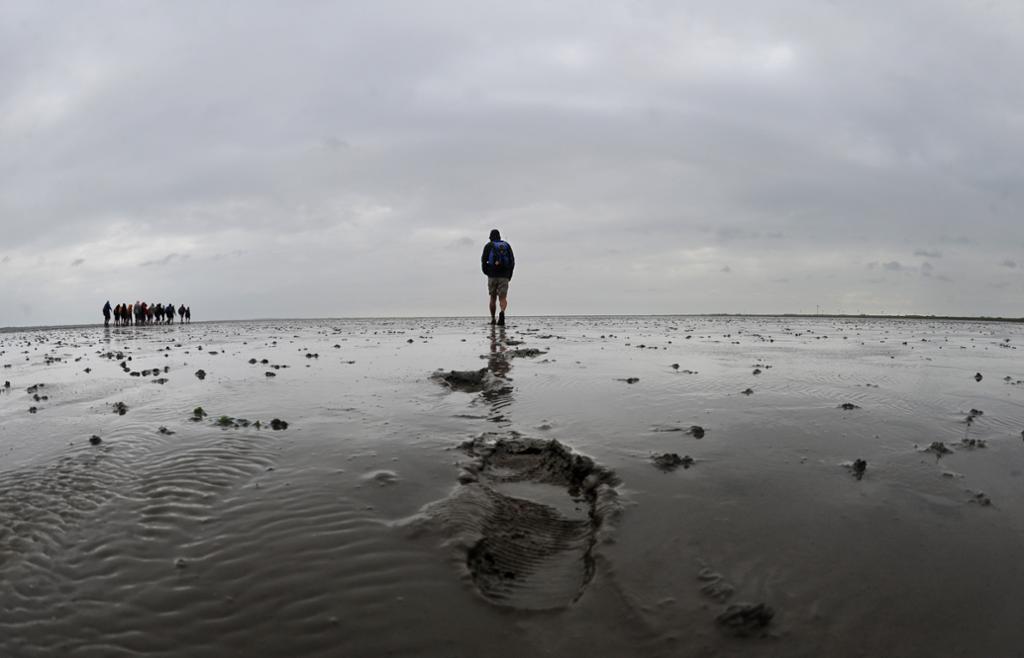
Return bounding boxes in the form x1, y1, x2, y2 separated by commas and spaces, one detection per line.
103, 301, 191, 327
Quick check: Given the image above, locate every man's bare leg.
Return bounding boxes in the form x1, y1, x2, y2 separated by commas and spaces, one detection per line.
489, 294, 498, 324
497, 295, 508, 325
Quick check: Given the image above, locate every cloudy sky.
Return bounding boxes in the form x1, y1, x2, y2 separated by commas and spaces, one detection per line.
2, 0, 1023, 326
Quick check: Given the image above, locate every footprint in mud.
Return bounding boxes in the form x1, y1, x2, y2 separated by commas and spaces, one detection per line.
419, 432, 620, 611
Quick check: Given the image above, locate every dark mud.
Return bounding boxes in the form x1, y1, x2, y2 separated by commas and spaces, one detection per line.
432, 368, 504, 393
847, 458, 867, 480
716, 602, 775, 637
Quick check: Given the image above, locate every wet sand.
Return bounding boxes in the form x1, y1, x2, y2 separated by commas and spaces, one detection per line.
2, 316, 1024, 657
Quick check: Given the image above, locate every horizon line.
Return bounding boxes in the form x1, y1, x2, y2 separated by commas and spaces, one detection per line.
4, 312, 1024, 332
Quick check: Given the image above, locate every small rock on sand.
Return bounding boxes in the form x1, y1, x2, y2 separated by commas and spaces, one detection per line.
741, 388, 754, 395
652, 453, 694, 471
850, 458, 867, 480
270, 418, 289, 430
839, 402, 860, 410
716, 602, 775, 636
688, 425, 705, 438
195, 369, 206, 380
974, 372, 983, 382
89, 435, 102, 445
924, 441, 952, 456
362, 470, 399, 485
969, 491, 992, 506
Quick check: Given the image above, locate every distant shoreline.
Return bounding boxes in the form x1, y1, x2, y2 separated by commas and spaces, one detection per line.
3, 313, 1024, 333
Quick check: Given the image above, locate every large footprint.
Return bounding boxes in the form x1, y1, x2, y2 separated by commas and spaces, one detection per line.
424, 432, 620, 610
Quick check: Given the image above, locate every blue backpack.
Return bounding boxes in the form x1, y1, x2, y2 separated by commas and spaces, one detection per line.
487, 240, 511, 270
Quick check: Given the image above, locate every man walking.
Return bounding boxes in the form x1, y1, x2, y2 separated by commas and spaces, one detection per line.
481, 229, 515, 326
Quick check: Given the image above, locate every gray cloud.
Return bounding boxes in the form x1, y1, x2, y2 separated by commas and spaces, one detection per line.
71, 258, 85, 267
1001, 259, 1017, 269
938, 236, 973, 246
140, 253, 189, 267
720, 265, 732, 273
1, 1, 1023, 324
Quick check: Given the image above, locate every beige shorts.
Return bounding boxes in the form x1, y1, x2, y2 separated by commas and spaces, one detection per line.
488, 277, 510, 297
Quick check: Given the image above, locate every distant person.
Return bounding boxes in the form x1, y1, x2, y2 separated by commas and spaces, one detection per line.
481, 229, 515, 326
185, 306, 191, 323
102, 301, 112, 327
178, 304, 186, 324
166, 303, 175, 324
155, 303, 165, 323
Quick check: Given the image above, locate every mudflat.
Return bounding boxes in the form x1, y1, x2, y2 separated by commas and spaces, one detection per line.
2, 316, 1023, 657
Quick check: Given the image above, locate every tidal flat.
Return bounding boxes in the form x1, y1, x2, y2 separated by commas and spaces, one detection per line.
2, 316, 1023, 657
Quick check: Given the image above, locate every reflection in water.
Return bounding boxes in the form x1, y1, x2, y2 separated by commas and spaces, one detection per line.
482, 325, 514, 425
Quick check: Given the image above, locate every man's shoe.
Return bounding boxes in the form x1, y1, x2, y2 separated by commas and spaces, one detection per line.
490, 317, 496, 325
497, 312, 505, 326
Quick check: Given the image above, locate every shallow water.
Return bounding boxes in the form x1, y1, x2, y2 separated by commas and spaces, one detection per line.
2, 316, 1023, 657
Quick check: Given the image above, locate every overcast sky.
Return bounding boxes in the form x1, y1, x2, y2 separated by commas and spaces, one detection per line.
2, 0, 1023, 326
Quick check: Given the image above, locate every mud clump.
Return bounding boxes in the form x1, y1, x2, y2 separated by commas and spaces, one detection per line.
616, 377, 640, 384
959, 438, 987, 449
716, 602, 775, 637
191, 407, 207, 421
270, 418, 288, 430
849, 458, 867, 480
974, 372, 983, 382
652, 453, 694, 471
506, 348, 546, 359
924, 441, 952, 456
969, 491, 992, 506
839, 402, 860, 410
112, 401, 128, 416
688, 425, 706, 439
741, 388, 754, 395
89, 435, 102, 445
432, 368, 495, 393
195, 369, 207, 380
